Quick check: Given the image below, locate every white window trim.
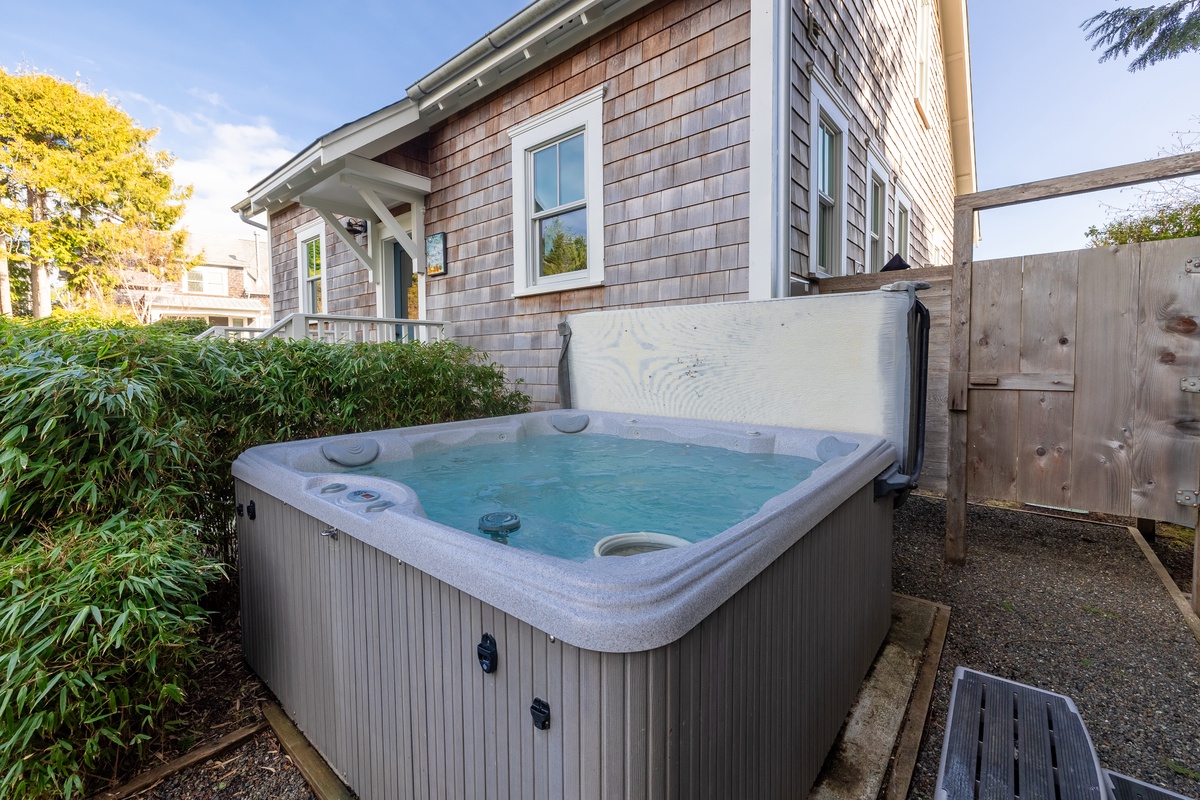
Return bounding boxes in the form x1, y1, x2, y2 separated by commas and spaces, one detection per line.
295, 219, 324, 314
183, 266, 228, 296
508, 85, 605, 297
808, 80, 849, 278
865, 148, 890, 274
894, 184, 913, 263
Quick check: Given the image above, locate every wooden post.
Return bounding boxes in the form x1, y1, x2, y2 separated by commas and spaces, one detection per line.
1193, 517, 1199, 616
945, 204, 975, 565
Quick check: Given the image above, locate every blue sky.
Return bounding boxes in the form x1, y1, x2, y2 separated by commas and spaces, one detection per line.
3, 0, 1197, 256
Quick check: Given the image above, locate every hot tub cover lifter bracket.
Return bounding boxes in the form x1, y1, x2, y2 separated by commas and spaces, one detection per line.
874, 283, 930, 506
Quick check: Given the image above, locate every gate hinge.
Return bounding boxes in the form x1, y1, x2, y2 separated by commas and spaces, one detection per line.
1182, 377, 1200, 393
1187, 257, 1200, 274
1176, 489, 1200, 508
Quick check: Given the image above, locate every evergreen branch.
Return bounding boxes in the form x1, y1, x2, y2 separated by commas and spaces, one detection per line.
1081, 1, 1200, 70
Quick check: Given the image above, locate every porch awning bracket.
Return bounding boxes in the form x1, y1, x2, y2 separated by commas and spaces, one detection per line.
315, 208, 380, 285
343, 176, 426, 274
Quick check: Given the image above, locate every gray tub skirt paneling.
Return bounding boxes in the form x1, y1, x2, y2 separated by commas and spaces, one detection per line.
237, 481, 892, 800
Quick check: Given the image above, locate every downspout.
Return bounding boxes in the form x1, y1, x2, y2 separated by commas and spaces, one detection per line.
772, 0, 790, 298
239, 208, 268, 231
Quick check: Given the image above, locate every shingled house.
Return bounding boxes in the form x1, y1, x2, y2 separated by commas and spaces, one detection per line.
234, 0, 975, 406
118, 234, 271, 328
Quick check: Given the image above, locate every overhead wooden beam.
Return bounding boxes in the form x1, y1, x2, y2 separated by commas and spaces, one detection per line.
298, 193, 376, 221
958, 151, 1200, 212
340, 159, 432, 197
315, 209, 379, 284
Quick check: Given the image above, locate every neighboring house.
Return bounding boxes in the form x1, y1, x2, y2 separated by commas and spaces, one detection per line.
235, 0, 975, 406
120, 234, 272, 328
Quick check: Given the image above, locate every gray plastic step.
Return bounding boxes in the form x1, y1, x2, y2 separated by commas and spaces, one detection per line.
1106, 770, 1197, 800
935, 667, 1106, 800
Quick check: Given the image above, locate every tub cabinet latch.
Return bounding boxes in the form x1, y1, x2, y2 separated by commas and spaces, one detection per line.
320, 527, 339, 541
530, 697, 551, 730
477, 633, 499, 674
246, 500, 256, 520
237, 503, 244, 518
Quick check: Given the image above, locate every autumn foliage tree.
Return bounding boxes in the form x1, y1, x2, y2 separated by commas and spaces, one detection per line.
0, 68, 191, 317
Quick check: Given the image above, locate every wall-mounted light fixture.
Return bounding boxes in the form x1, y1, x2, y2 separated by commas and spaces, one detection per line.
344, 219, 369, 236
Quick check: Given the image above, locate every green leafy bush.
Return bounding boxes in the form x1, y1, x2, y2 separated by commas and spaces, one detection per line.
0, 318, 529, 797
0, 515, 218, 799
149, 317, 210, 336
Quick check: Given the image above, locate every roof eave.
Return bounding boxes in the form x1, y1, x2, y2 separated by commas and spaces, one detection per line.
234, 0, 656, 218
938, 0, 977, 196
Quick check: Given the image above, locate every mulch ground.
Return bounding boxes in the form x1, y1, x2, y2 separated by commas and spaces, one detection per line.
1148, 522, 1197, 595
89, 587, 314, 800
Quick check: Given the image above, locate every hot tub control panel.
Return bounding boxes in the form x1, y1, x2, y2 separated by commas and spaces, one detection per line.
317, 483, 396, 513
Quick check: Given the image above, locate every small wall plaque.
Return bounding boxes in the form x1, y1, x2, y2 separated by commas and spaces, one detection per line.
425, 232, 446, 276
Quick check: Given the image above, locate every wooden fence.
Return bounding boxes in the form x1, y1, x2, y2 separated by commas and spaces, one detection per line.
824, 229, 1200, 610
960, 239, 1200, 526
921, 150, 1200, 611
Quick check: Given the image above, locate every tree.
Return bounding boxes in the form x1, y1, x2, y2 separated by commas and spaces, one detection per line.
540, 218, 588, 275
1086, 199, 1200, 244
1086, 122, 1200, 245
1082, 1, 1200, 70
0, 68, 191, 317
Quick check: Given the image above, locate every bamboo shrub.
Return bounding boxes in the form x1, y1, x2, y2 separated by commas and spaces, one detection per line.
0, 317, 529, 797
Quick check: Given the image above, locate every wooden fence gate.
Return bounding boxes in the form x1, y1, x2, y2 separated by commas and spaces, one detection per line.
964, 237, 1200, 527
823, 235, 1200, 528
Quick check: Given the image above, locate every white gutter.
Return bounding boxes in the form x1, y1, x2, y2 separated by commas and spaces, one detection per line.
406, 0, 577, 100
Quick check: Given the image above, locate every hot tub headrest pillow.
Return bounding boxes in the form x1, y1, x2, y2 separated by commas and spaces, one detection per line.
321, 438, 380, 467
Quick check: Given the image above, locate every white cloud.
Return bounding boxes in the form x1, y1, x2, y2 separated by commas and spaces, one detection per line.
171, 117, 296, 240
188, 87, 225, 108
112, 89, 297, 241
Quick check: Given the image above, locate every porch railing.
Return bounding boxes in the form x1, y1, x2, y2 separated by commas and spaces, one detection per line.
196, 326, 268, 340
255, 313, 445, 344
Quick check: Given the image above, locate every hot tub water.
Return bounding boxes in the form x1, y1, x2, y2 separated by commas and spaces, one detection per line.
348, 432, 820, 561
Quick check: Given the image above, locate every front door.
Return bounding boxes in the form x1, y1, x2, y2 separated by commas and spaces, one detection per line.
392, 242, 414, 341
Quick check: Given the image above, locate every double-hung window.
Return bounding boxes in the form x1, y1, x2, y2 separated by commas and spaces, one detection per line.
865, 150, 890, 273
295, 219, 324, 313
809, 82, 849, 277
914, 0, 933, 128
895, 186, 913, 263
509, 86, 605, 296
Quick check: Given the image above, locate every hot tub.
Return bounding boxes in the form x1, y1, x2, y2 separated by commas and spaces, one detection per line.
235, 287, 929, 800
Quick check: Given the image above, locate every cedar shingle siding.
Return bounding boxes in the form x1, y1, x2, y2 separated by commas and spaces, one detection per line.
789, 0, 956, 274
417, 0, 752, 408
270, 204, 377, 319
265, 0, 957, 409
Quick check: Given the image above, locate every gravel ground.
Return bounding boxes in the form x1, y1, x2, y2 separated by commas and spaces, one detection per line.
895, 495, 1200, 799
138, 731, 313, 800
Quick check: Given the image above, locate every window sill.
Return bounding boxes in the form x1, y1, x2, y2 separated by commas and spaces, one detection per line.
512, 276, 604, 298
